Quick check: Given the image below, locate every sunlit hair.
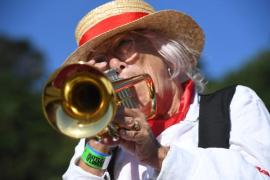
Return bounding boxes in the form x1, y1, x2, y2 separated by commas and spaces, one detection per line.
135, 29, 206, 93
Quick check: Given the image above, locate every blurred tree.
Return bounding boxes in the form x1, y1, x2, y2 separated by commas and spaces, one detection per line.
0, 36, 76, 180
205, 50, 270, 110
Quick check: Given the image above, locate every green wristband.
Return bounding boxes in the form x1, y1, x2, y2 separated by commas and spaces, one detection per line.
81, 144, 112, 169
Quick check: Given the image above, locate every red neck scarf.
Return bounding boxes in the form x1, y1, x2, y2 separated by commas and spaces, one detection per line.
147, 80, 194, 137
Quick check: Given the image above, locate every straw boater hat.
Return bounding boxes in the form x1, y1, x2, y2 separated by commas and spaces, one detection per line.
64, 0, 204, 64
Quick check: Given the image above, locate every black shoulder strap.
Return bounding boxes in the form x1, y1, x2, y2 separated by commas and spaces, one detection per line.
198, 85, 237, 148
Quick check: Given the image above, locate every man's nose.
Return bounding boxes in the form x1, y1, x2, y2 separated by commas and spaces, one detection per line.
108, 57, 127, 73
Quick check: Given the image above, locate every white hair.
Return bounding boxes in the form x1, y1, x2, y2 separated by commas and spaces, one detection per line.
136, 29, 206, 93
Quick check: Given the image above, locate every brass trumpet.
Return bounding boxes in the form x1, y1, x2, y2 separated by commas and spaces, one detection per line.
42, 62, 156, 139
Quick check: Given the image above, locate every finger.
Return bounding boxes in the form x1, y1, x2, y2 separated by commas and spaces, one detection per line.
116, 116, 134, 129
95, 132, 120, 147
123, 108, 137, 116
132, 120, 141, 131
86, 59, 96, 65
94, 62, 107, 71
116, 112, 142, 131
123, 108, 144, 118
119, 129, 140, 142
99, 136, 120, 146
85, 59, 108, 71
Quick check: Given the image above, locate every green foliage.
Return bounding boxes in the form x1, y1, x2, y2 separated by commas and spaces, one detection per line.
205, 50, 270, 110
0, 36, 76, 180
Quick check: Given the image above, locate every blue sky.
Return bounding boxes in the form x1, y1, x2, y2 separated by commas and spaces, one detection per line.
0, 0, 269, 79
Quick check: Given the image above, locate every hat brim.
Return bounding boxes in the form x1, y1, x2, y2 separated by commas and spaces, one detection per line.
64, 10, 204, 65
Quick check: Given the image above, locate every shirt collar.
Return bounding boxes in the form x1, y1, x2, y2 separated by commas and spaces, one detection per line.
184, 92, 200, 122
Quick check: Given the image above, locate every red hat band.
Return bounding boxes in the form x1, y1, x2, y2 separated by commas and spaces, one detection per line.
79, 12, 149, 46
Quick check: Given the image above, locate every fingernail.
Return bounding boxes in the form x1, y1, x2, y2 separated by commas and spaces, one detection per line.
88, 60, 95, 64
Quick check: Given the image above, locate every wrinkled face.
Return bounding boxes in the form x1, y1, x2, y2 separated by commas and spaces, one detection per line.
86, 31, 176, 116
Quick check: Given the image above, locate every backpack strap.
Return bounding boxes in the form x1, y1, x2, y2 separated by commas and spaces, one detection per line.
198, 85, 237, 148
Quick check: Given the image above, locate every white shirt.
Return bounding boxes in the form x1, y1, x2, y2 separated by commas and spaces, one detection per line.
63, 85, 270, 179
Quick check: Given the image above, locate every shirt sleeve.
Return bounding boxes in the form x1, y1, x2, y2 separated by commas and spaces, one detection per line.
157, 85, 270, 180
62, 138, 110, 180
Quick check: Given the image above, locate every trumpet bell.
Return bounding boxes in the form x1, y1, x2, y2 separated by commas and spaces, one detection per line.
42, 64, 117, 138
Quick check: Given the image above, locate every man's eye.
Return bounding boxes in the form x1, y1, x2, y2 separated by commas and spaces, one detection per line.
114, 38, 135, 55
92, 54, 107, 63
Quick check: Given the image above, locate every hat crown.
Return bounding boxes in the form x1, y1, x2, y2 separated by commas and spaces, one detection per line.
75, 0, 155, 44
65, 0, 204, 65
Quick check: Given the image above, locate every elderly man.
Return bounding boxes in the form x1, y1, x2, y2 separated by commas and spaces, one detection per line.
55, 0, 270, 179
